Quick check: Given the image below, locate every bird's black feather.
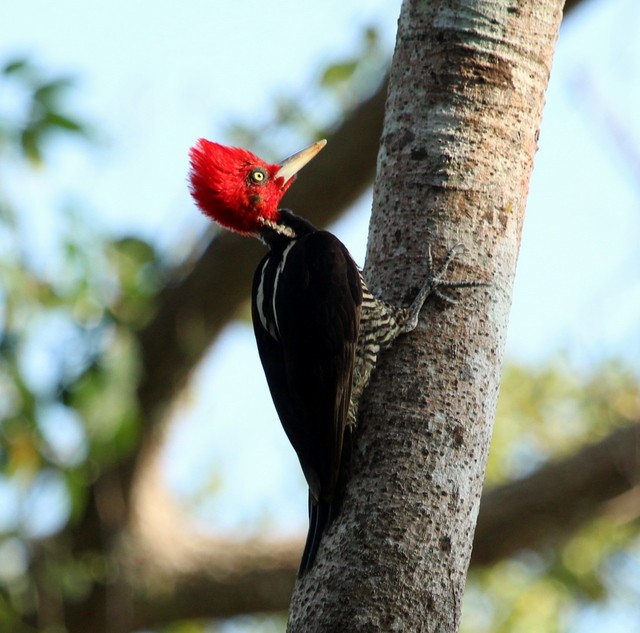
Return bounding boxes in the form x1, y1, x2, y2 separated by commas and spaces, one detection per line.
251, 229, 362, 575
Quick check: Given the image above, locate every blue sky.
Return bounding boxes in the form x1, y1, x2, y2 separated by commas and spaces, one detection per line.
2, 0, 640, 592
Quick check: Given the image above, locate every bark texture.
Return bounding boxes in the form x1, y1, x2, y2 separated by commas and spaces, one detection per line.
288, 1, 564, 631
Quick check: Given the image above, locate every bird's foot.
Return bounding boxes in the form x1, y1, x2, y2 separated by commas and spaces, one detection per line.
402, 244, 490, 332
425, 243, 490, 305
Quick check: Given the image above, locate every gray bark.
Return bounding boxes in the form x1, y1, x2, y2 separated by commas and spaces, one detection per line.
287, 0, 564, 631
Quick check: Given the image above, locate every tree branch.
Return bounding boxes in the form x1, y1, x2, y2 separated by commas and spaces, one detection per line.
43, 80, 389, 633
472, 421, 640, 565
118, 422, 640, 628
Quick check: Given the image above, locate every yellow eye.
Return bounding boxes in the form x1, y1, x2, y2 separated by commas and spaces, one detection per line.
249, 169, 267, 185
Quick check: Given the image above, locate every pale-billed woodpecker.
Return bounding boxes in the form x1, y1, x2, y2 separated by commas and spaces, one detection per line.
188, 138, 486, 576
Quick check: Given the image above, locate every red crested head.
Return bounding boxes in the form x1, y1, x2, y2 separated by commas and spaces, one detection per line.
188, 139, 326, 236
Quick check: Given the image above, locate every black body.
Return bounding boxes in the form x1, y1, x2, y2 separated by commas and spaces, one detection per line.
251, 211, 363, 576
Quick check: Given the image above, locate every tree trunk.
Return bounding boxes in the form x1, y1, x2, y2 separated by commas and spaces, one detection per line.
287, 0, 564, 631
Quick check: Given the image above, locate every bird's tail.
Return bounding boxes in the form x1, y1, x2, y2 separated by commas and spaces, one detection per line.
298, 427, 353, 577
298, 497, 332, 577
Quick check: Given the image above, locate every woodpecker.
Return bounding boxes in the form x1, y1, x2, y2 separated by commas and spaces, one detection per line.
189, 138, 485, 576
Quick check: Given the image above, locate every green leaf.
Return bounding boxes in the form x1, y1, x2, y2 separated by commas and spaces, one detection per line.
43, 112, 86, 134
33, 77, 74, 107
320, 60, 358, 87
111, 237, 157, 267
2, 58, 30, 76
364, 26, 379, 49
20, 126, 43, 164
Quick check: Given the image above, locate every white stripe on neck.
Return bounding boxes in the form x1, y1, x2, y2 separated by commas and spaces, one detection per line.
260, 217, 297, 239
271, 241, 296, 339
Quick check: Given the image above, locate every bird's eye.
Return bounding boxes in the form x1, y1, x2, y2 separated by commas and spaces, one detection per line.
249, 168, 268, 185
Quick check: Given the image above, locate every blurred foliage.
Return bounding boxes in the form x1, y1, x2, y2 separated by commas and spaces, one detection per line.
0, 58, 162, 625
461, 360, 640, 633
0, 58, 89, 164
164, 614, 288, 633
487, 359, 640, 485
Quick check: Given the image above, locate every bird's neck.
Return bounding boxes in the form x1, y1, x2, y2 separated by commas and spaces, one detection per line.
259, 209, 316, 251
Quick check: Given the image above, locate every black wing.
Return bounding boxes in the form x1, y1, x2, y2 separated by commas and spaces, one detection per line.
251, 231, 362, 574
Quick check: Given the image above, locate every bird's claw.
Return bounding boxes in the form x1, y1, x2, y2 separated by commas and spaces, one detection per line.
426, 243, 490, 304
433, 288, 459, 305
402, 242, 490, 333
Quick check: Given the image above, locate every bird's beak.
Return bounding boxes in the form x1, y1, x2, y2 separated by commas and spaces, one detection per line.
275, 139, 327, 183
